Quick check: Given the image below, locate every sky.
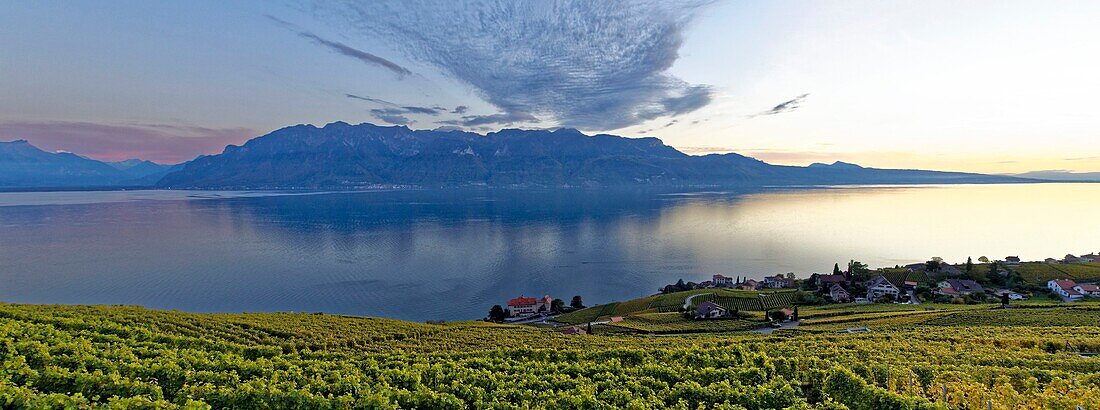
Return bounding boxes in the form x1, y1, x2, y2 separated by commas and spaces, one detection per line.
0, 0, 1097, 174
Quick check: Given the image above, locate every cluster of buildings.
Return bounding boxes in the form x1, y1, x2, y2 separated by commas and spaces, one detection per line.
1047, 279, 1100, 301
1044, 253, 1100, 264
697, 274, 796, 291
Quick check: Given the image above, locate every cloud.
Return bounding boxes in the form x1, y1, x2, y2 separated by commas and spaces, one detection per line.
750, 93, 810, 117
348, 94, 445, 122
438, 111, 541, 127
310, 0, 715, 130
372, 112, 413, 125
345, 93, 394, 105
266, 15, 411, 78
0, 121, 254, 163
452, 106, 469, 114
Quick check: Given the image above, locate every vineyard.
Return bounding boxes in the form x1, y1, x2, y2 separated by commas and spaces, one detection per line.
2, 303, 1100, 409
1012, 262, 1100, 283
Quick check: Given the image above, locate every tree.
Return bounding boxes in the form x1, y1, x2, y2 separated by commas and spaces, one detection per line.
848, 260, 871, 282
925, 259, 941, 272
966, 257, 974, 273
989, 262, 1000, 277
792, 306, 799, 321
550, 299, 565, 313
833, 263, 842, 276
488, 305, 507, 322
1000, 293, 1010, 307
768, 310, 787, 322
786, 272, 796, 280
570, 295, 585, 310
978, 256, 990, 263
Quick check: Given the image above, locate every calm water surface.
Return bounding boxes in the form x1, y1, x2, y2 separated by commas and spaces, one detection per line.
0, 184, 1097, 321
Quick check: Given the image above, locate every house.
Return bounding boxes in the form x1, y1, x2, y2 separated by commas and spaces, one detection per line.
712, 274, 735, 287
938, 279, 985, 295
816, 274, 847, 288
993, 289, 1027, 300
1081, 254, 1099, 263
937, 287, 961, 297
561, 326, 586, 335
695, 301, 728, 319
506, 295, 553, 317
1004, 256, 1021, 266
829, 284, 851, 303
763, 274, 794, 289
866, 275, 901, 301
1048, 279, 1084, 300
738, 279, 759, 290
1064, 254, 1083, 263
1045, 258, 1060, 264
697, 281, 714, 288
1073, 283, 1100, 297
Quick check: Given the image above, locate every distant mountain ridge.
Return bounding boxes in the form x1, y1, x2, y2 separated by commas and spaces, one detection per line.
156, 122, 1030, 189
0, 140, 177, 188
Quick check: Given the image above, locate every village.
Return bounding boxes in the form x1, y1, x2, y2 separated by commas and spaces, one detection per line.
486, 251, 1100, 334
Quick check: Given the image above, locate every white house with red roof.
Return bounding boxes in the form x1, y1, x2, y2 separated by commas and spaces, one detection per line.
1047, 279, 1083, 301
1073, 283, 1100, 297
506, 295, 553, 317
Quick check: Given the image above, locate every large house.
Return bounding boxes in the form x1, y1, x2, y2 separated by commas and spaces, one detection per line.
1004, 256, 1021, 266
938, 279, 985, 295
816, 274, 847, 288
1073, 283, 1100, 297
763, 274, 794, 289
1047, 279, 1083, 301
829, 284, 851, 303
712, 274, 735, 287
738, 279, 759, 290
507, 295, 553, 317
866, 275, 901, 301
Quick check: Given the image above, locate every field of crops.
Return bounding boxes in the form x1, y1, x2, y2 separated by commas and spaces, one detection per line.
2, 303, 1100, 408
1012, 262, 1100, 283
602, 312, 759, 334
557, 288, 801, 325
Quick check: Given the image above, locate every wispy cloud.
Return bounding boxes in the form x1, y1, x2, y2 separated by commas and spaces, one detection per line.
310, 0, 715, 130
749, 93, 810, 118
345, 93, 394, 105
0, 121, 255, 163
266, 15, 411, 78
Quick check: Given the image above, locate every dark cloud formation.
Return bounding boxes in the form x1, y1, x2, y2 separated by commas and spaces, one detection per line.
0, 121, 254, 163
310, 0, 715, 130
451, 106, 469, 114
266, 15, 411, 78
751, 93, 810, 117
370, 111, 413, 125
438, 112, 541, 127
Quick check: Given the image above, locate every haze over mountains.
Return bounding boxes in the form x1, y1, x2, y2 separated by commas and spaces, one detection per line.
2, 122, 1036, 189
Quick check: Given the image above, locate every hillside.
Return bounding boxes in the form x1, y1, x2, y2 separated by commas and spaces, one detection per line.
2, 303, 1098, 408
156, 122, 1029, 189
0, 140, 175, 188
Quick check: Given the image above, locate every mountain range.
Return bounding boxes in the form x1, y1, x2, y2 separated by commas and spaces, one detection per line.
0, 140, 179, 189
2, 122, 1035, 189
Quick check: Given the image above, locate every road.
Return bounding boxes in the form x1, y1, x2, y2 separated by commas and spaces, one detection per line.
683, 292, 714, 310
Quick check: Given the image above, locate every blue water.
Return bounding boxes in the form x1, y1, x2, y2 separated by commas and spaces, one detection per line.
1, 184, 1097, 321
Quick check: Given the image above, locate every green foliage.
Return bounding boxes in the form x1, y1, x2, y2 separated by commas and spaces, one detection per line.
1, 303, 1099, 408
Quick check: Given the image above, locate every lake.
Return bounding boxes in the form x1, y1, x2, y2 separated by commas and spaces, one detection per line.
0, 183, 1097, 321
